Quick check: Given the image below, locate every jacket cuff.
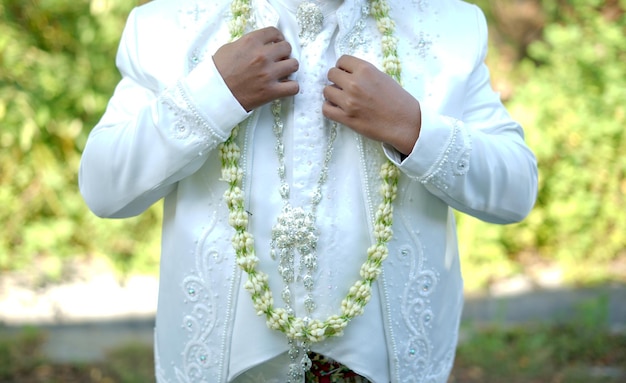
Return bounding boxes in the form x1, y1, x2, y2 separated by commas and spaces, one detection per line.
388, 110, 472, 190
179, 58, 251, 140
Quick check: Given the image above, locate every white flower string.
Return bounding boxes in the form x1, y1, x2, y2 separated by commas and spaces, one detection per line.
219, 0, 401, 379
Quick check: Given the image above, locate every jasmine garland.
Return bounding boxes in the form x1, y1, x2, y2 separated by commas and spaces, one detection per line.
219, 0, 401, 345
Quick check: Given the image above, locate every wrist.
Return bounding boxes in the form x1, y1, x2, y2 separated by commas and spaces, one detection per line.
394, 107, 422, 155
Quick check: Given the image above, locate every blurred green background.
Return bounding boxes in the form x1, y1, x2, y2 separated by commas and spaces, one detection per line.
0, 0, 624, 290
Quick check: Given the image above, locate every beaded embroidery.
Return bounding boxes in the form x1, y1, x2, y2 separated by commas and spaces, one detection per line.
220, 0, 402, 380
160, 82, 227, 146
150, 0, 467, 382
419, 118, 472, 190
297, 1, 325, 44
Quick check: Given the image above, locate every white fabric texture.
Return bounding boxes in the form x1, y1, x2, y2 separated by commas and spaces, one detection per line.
78, 0, 538, 382
229, 1, 389, 382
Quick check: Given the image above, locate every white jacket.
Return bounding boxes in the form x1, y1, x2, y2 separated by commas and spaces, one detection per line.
79, 0, 538, 382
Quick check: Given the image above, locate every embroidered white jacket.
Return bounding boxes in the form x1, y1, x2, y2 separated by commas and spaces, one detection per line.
79, 0, 538, 382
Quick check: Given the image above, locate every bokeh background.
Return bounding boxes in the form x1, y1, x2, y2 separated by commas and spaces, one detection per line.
1, 0, 625, 382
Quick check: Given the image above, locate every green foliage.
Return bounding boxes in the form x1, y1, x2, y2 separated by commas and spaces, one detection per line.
0, 327, 155, 382
454, 322, 626, 382
458, 0, 626, 289
454, 296, 626, 382
0, 0, 160, 276
1, 0, 625, 288
105, 343, 156, 383
512, 3, 626, 263
0, 326, 45, 379
3, 318, 624, 383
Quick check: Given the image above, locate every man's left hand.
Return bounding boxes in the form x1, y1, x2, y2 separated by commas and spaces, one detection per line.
323, 55, 421, 156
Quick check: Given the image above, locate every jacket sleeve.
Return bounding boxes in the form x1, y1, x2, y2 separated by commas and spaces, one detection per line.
384, 5, 538, 224
79, 8, 250, 218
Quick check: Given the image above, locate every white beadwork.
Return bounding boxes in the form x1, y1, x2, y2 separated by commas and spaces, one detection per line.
161, 82, 226, 146
219, 0, 402, 380
419, 117, 472, 189
297, 1, 324, 44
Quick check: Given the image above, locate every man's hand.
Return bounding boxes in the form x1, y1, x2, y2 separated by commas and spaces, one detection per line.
323, 55, 422, 156
213, 27, 299, 112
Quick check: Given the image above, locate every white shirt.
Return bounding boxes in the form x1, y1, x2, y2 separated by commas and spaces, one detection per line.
229, 1, 389, 381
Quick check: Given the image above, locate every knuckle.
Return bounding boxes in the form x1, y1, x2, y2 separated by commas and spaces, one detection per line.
358, 61, 377, 77
250, 52, 270, 67
240, 32, 255, 45
343, 98, 359, 115
346, 81, 363, 96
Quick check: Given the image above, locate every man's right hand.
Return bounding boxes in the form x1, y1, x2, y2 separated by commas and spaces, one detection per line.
213, 27, 299, 112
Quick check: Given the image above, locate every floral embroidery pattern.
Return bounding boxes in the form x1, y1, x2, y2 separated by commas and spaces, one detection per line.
160, 83, 227, 147
419, 118, 472, 190
172, 229, 224, 383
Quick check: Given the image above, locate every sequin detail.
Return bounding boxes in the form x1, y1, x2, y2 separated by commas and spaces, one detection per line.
297, 2, 324, 45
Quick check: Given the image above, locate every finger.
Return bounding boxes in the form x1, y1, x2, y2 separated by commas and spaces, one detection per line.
322, 97, 346, 124
335, 54, 360, 73
323, 84, 344, 109
273, 57, 299, 78
327, 67, 349, 89
256, 26, 286, 44
272, 79, 300, 98
264, 40, 293, 62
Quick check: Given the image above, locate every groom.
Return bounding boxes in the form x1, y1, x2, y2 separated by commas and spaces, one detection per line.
79, 0, 537, 382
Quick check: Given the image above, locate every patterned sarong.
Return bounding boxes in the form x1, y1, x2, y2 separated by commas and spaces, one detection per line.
305, 352, 371, 383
